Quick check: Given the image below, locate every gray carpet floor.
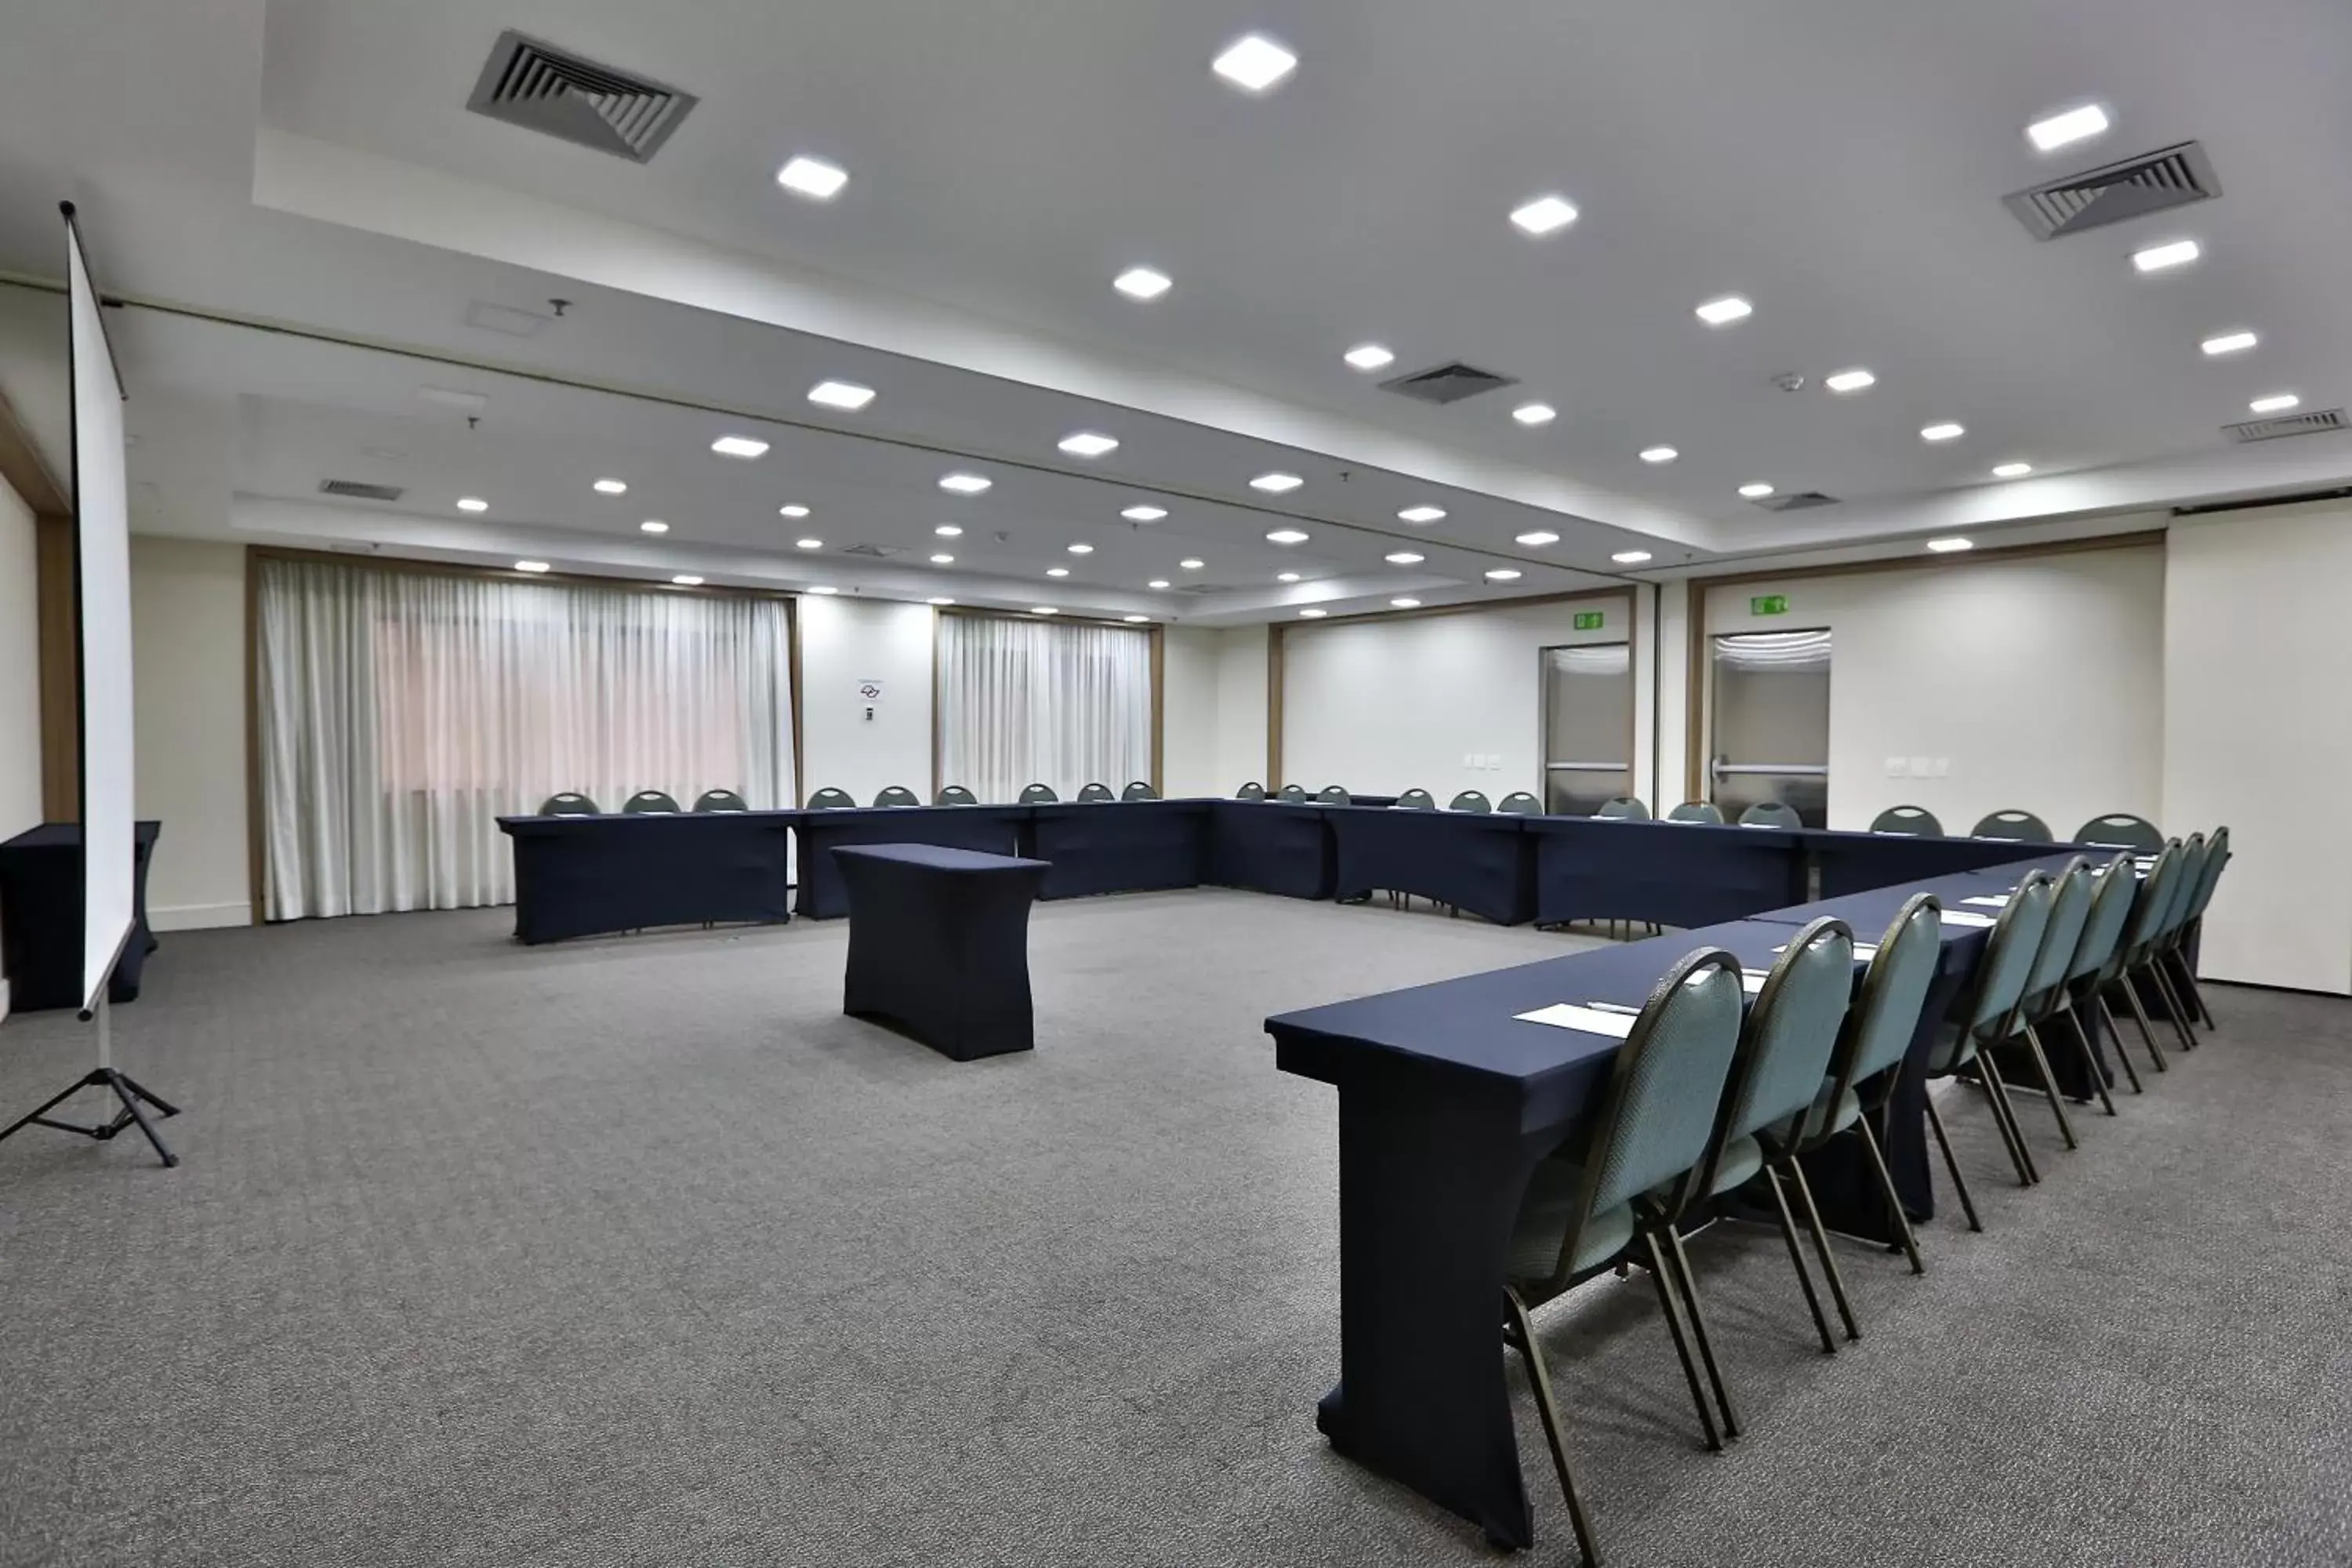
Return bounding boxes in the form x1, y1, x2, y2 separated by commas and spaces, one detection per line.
1, 891, 2347, 1567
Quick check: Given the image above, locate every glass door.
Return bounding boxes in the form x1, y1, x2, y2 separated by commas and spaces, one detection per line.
1541, 642, 1633, 816
1709, 630, 1831, 828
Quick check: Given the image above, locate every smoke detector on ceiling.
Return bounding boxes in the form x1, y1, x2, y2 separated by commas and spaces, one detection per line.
466, 31, 699, 164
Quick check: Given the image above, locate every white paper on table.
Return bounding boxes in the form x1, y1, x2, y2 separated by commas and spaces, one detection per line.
1515, 1003, 1639, 1038
1740, 969, 1770, 993
1962, 895, 2010, 909
1773, 942, 1879, 960
1941, 909, 1998, 928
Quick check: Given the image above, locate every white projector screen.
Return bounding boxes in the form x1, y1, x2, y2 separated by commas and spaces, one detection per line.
65, 209, 136, 1016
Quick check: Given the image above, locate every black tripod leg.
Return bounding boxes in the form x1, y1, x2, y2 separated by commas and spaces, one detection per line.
103, 1073, 177, 1168
0, 1072, 108, 1142
111, 1072, 181, 1119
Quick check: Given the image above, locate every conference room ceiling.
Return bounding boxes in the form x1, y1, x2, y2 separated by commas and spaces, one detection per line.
6, 0, 2352, 616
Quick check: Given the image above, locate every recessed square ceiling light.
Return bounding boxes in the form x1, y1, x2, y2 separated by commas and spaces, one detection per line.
1148, 579, 1171, 589
1299, 608, 1327, 619
593, 477, 627, 495
935, 524, 962, 537
1212, 33, 1298, 93
775, 156, 848, 201
1123, 614, 1150, 623
931, 553, 955, 564
2027, 104, 2109, 153
1265, 528, 1311, 545
1485, 568, 1523, 582
1345, 343, 1396, 372
1694, 296, 1753, 327
1398, 506, 1446, 524
796, 537, 824, 550
779, 504, 811, 519
1250, 472, 1304, 492
810, 585, 840, 594
640, 520, 670, 534
2132, 239, 2200, 274
2249, 393, 2301, 414
1121, 505, 1167, 522
1992, 461, 2034, 478
1515, 530, 1560, 546
1047, 567, 1070, 578
1512, 402, 1557, 426
456, 497, 489, 512
515, 560, 550, 572
1385, 551, 1425, 564
672, 574, 705, 586
1639, 445, 1679, 464
1030, 606, 1058, 615
808, 380, 876, 411
1179, 557, 1205, 569
1920, 423, 1966, 442
1824, 368, 1876, 394
711, 435, 771, 458
1924, 537, 1974, 554
1068, 542, 1094, 554
1509, 194, 1579, 236
1738, 482, 1775, 499
2201, 331, 2258, 356
1611, 550, 1653, 564
1114, 267, 1173, 300
1390, 597, 1421, 608
927, 597, 956, 606
1059, 431, 1120, 458
1277, 571, 1301, 583
938, 472, 992, 494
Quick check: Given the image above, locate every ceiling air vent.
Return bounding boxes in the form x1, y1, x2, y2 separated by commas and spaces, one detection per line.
2223, 408, 2347, 443
466, 31, 698, 164
1749, 491, 1839, 512
837, 543, 903, 558
319, 479, 405, 503
2004, 141, 2220, 241
1380, 362, 1520, 406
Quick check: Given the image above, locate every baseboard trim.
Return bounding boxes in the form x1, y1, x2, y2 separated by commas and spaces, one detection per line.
151, 902, 252, 933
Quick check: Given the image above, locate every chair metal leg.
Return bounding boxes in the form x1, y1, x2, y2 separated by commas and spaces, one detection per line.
1854, 1116, 1925, 1275
2112, 982, 2170, 1074
2056, 1011, 2119, 1115
1661, 1224, 1740, 1440
1503, 1289, 1603, 1568
2146, 964, 2201, 1056
2020, 1024, 2080, 1150
1763, 1167, 1838, 1352
2167, 951, 2216, 1030
1923, 1093, 1984, 1232
1783, 1160, 1862, 1343
1973, 1053, 2041, 1185
1640, 1232, 1723, 1453
2077, 1003, 2140, 1097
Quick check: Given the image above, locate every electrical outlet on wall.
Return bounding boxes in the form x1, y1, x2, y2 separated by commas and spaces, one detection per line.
1932, 757, 1951, 778
1886, 757, 1909, 779
1911, 757, 1933, 779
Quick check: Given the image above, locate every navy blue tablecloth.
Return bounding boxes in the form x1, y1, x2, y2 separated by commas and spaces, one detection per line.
1529, 816, 1806, 927
794, 806, 1029, 919
1806, 829, 2072, 898
1325, 806, 1534, 925
836, 843, 1049, 1062
0, 821, 163, 1009
1205, 801, 1334, 899
1027, 800, 1211, 899
499, 811, 796, 943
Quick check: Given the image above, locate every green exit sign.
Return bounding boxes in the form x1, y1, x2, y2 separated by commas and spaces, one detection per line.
1573, 610, 1606, 631
1751, 593, 1789, 616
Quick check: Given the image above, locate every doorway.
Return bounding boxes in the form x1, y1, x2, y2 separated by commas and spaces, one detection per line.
1540, 641, 1634, 816
1708, 629, 1831, 828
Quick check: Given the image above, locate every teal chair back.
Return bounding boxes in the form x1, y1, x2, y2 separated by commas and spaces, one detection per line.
807, 787, 857, 811
1960, 871, 2055, 1044
1395, 789, 1436, 811
935, 785, 978, 805
1076, 782, 1115, 803
1122, 781, 1157, 801
1668, 801, 1723, 825
1869, 805, 1942, 836
1317, 785, 1351, 805
1236, 782, 1266, 800
2065, 855, 2140, 989
873, 786, 920, 808
692, 789, 748, 813
1739, 801, 1802, 828
1277, 784, 1310, 804
1970, 808, 2053, 842
1696, 918, 1854, 1196
2073, 813, 2163, 853
2020, 857, 2094, 1008
2157, 833, 2207, 941
2183, 825, 2230, 921
1022, 783, 1062, 804
540, 793, 599, 816
622, 790, 681, 815
1497, 791, 1542, 815
1598, 797, 1650, 821
1828, 893, 1944, 1105
1448, 790, 1491, 813
2118, 842, 2185, 964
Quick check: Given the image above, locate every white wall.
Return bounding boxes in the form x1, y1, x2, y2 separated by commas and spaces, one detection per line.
129, 536, 250, 930
1282, 594, 1636, 802
1697, 544, 2165, 835
0, 476, 42, 1018
1213, 625, 1269, 792
1159, 626, 1221, 799
797, 594, 933, 804
2163, 502, 2346, 992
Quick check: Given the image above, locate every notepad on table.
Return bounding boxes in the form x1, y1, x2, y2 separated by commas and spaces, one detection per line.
1772, 942, 1878, 960
1515, 1003, 1639, 1038
1962, 895, 2010, 909
1941, 909, 1998, 928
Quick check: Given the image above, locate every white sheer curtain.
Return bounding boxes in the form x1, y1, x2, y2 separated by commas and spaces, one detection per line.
256, 557, 794, 919
938, 613, 1152, 803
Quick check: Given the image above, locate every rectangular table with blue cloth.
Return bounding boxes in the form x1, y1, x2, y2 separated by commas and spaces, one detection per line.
1203, 801, 1334, 899
1324, 805, 1534, 925
793, 805, 1030, 919
834, 843, 1050, 1062
498, 811, 797, 944
1806, 829, 2075, 898
1026, 799, 1211, 900
1528, 816, 1806, 928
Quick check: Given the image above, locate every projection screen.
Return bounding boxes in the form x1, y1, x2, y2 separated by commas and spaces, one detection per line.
64, 208, 136, 1016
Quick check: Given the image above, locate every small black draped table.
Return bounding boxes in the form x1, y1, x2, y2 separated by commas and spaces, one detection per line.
0, 821, 163, 1009
833, 843, 1051, 1062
